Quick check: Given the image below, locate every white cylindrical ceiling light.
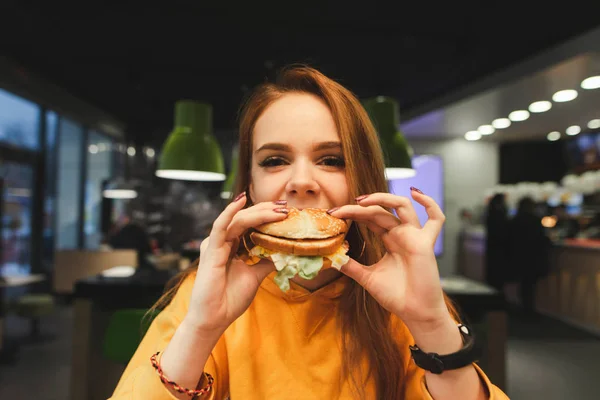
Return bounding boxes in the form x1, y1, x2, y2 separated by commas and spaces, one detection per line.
478, 125, 495, 135
587, 119, 600, 129
465, 131, 481, 141
552, 89, 578, 102
565, 125, 581, 136
508, 110, 530, 122
528, 101, 552, 113
492, 118, 511, 129
581, 76, 600, 90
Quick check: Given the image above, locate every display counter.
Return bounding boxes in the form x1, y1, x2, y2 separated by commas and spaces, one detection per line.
535, 241, 600, 335
461, 229, 600, 336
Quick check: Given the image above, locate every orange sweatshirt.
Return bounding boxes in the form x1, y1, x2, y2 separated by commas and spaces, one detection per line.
110, 272, 508, 399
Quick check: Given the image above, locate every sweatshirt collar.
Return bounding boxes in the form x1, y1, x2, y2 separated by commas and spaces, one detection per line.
261, 271, 350, 302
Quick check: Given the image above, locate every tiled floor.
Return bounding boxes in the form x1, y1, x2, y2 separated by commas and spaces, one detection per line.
505, 310, 600, 400
1, 305, 599, 399
0, 305, 72, 400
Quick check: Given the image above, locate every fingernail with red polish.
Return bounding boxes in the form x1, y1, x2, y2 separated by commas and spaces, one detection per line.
234, 192, 246, 202
273, 200, 287, 205
355, 195, 368, 202
410, 187, 424, 194
274, 208, 289, 214
327, 207, 340, 214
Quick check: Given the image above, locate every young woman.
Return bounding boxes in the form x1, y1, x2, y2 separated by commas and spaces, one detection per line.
110, 66, 508, 399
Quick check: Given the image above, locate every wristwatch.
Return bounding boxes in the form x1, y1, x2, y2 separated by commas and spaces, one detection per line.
409, 324, 479, 375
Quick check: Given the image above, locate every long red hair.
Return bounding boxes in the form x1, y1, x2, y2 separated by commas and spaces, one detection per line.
152, 65, 458, 399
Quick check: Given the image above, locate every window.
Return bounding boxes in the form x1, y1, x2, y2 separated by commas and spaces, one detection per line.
0, 88, 40, 150
84, 131, 114, 249
42, 111, 58, 269
56, 118, 83, 249
1, 162, 35, 276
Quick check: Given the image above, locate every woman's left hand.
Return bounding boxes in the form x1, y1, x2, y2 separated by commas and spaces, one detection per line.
328, 188, 450, 330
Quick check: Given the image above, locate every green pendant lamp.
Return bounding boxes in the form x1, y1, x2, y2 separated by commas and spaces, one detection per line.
156, 100, 226, 181
220, 142, 239, 199
363, 96, 416, 179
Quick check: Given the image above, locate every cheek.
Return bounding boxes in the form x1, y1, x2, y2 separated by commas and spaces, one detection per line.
249, 167, 285, 202
319, 174, 351, 204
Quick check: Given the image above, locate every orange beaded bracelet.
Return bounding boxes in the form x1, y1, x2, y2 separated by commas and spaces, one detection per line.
150, 352, 214, 397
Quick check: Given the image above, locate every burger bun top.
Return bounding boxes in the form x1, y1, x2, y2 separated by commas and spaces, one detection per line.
254, 207, 347, 239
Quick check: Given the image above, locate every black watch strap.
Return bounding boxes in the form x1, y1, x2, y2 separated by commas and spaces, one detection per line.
409, 324, 479, 374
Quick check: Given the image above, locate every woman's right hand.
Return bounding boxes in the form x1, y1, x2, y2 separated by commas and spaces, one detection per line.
182, 192, 288, 337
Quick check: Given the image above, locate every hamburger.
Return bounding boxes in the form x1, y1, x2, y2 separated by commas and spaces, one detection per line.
242, 207, 350, 291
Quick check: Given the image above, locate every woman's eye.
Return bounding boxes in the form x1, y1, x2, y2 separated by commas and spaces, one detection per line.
320, 156, 345, 167
258, 157, 287, 167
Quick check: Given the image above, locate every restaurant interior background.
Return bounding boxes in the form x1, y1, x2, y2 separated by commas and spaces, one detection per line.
2, 3, 600, 399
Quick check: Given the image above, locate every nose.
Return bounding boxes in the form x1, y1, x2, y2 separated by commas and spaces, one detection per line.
285, 161, 320, 198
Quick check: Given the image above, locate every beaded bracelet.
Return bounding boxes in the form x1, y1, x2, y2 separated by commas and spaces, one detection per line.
150, 352, 214, 397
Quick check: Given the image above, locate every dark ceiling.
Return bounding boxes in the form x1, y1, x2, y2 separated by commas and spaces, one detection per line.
3, 2, 600, 146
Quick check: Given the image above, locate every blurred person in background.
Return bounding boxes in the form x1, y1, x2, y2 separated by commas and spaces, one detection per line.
552, 204, 579, 240
578, 212, 600, 239
485, 194, 510, 291
106, 205, 154, 271
456, 208, 473, 275
509, 197, 551, 314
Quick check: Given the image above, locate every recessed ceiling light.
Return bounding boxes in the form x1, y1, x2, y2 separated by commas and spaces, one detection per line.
581, 76, 600, 90
492, 118, 511, 129
465, 131, 481, 141
127, 146, 136, 156
528, 100, 552, 113
508, 110, 530, 121
478, 125, 495, 135
587, 119, 600, 129
552, 89, 578, 102
565, 125, 581, 136
547, 131, 561, 141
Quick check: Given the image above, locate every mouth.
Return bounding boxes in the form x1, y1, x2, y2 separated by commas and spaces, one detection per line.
285, 206, 328, 211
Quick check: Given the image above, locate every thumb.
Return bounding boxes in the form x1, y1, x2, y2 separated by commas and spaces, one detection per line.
339, 258, 372, 288
252, 259, 277, 282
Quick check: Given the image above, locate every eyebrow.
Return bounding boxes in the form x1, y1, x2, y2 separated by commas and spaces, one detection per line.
254, 141, 342, 154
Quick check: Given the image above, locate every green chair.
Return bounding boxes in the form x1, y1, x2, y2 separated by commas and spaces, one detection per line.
102, 308, 161, 364
13, 293, 56, 337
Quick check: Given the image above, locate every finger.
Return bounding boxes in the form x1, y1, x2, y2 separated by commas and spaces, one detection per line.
209, 192, 248, 248
356, 192, 421, 228
348, 221, 386, 236
339, 257, 372, 288
225, 203, 289, 242
410, 188, 445, 238
366, 222, 386, 235
200, 237, 210, 255
329, 205, 400, 231
200, 237, 209, 252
